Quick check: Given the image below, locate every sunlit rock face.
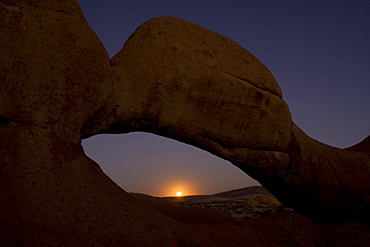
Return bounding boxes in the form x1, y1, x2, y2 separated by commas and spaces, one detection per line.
83, 16, 292, 155
1, 0, 369, 246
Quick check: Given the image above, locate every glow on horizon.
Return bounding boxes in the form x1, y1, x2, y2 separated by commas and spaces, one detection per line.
162, 181, 197, 197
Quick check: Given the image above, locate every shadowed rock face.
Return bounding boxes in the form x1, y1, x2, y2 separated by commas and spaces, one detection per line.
1, 1, 369, 246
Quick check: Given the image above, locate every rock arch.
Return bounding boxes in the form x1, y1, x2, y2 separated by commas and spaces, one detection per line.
81, 16, 369, 222
1, 1, 369, 246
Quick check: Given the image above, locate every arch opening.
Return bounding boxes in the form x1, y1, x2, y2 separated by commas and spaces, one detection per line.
82, 132, 260, 197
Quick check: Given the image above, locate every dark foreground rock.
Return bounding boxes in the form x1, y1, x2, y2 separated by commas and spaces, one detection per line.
133, 192, 370, 247
1, 0, 369, 246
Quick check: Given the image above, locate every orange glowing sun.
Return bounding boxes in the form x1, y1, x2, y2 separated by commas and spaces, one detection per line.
176, 191, 182, 197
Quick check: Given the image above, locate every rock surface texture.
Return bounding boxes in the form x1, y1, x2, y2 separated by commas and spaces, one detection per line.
1, 1, 369, 246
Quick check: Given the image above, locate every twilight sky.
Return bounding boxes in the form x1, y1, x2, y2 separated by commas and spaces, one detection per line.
78, 0, 370, 197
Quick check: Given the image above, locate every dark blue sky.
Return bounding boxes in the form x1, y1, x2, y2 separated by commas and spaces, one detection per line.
79, 0, 370, 196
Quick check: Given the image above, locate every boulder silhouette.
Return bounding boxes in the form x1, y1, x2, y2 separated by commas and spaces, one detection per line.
1, 1, 369, 246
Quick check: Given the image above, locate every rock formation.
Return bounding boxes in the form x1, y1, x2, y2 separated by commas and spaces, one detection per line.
1, 0, 369, 246
346, 135, 370, 154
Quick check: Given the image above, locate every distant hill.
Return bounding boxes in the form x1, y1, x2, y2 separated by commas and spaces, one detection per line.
131, 186, 283, 222
213, 186, 274, 199
157, 186, 286, 220
162, 186, 274, 203
129, 192, 237, 225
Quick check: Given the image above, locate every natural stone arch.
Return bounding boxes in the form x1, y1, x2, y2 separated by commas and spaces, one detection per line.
81, 16, 369, 222
1, 1, 369, 245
